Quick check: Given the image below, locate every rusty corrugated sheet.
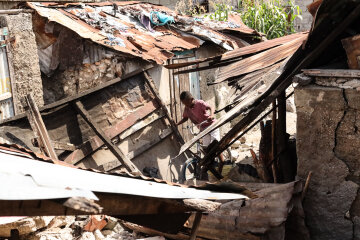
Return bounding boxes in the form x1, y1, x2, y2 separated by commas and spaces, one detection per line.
165, 32, 308, 69
27, 1, 259, 64
215, 35, 307, 83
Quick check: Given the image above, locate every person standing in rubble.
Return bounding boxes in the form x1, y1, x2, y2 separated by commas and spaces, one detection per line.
176, 91, 225, 173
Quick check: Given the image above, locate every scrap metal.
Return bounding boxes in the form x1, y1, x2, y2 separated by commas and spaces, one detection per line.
27, 1, 259, 64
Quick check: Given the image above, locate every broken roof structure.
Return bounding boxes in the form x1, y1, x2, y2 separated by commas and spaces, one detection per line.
28, 1, 259, 64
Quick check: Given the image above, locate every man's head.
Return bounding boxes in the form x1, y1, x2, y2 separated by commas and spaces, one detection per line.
180, 91, 194, 108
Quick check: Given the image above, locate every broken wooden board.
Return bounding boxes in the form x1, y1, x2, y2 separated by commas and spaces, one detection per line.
99, 127, 173, 172
64, 100, 158, 165
302, 69, 360, 78
73, 101, 140, 174
24, 95, 58, 160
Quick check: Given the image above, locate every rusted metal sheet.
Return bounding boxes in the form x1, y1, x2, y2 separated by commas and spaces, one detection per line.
165, 32, 308, 69
216, 36, 306, 83
0, 28, 14, 121
27, 2, 259, 64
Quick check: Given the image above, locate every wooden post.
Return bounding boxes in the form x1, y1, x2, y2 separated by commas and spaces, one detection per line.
24, 94, 58, 160
143, 71, 185, 145
301, 171, 313, 201
189, 211, 202, 240
250, 149, 270, 182
73, 101, 140, 174
277, 91, 292, 182
271, 101, 278, 183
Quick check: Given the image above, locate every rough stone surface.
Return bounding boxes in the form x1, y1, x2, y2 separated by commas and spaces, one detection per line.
43, 57, 125, 104
295, 85, 360, 240
26, 227, 73, 240
0, 216, 53, 237
294, 0, 313, 32
0, 13, 44, 113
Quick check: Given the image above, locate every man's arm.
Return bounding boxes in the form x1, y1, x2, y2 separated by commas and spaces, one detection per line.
205, 105, 215, 121
177, 117, 188, 125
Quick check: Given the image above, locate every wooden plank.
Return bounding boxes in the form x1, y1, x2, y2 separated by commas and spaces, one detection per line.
32, 138, 76, 151
64, 100, 158, 165
101, 128, 172, 172
73, 101, 140, 174
189, 212, 202, 240
143, 71, 185, 144
0, 67, 154, 125
4, 30, 17, 116
0, 9, 34, 15
277, 92, 290, 183
271, 101, 278, 183
126, 128, 172, 159
301, 171, 313, 201
122, 221, 191, 240
118, 114, 165, 141
250, 149, 270, 182
0, 193, 192, 217
302, 68, 360, 78
24, 95, 58, 160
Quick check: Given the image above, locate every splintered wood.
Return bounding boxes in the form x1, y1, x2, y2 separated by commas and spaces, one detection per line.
23, 94, 58, 160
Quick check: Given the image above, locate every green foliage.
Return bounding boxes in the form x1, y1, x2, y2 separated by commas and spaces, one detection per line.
208, 3, 233, 21
240, 0, 302, 39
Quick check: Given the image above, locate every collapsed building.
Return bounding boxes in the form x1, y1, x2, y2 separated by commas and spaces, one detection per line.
2, 0, 360, 239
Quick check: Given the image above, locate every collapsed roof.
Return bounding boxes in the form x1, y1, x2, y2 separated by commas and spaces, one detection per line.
27, 1, 260, 64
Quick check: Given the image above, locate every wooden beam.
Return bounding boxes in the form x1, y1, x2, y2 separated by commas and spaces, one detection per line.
64, 100, 158, 165
4, 28, 18, 116
122, 221, 191, 240
0, 9, 34, 14
32, 138, 76, 151
302, 68, 360, 78
100, 128, 173, 172
0, 193, 193, 217
189, 212, 202, 240
24, 95, 58, 160
73, 101, 140, 174
0, 67, 154, 125
301, 171, 313, 201
277, 91, 291, 183
271, 101, 278, 183
143, 71, 185, 145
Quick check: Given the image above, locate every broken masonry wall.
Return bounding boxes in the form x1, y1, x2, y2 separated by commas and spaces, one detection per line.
195, 43, 235, 136
294, 0, 313, 32
295, 84, 360, 240
0, 13, 44, 114
34, 22, 154, 105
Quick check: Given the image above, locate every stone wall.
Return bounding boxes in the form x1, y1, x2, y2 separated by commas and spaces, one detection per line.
0, 13, 44, 114
294, 0, 313, 32
295, 83, 360, 239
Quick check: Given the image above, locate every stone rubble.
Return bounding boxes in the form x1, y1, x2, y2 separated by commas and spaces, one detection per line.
0, 215, 160, 240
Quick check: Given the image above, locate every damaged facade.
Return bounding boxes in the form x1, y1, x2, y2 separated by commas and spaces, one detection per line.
3, 0, 360, 239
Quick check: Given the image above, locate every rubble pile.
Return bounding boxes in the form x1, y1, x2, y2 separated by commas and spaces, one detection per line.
0, 216, 158, 240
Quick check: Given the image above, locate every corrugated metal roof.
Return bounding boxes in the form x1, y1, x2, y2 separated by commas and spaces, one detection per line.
215, 35, 307, 83
27, 1, 259, 64
0, 144, 250, 201
164, 32, 308, 69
